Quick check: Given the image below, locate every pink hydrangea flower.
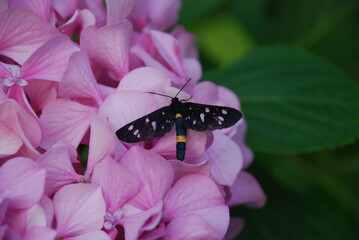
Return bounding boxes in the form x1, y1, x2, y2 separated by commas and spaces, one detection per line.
0, 1, 266, 239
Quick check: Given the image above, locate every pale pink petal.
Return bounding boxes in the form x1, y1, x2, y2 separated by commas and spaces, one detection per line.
53, 184, 106, 237
204, 132, 243, 186
151, 129, 206, 161
37, 143, 82, 195
164, 174, 225, 219
7, 84, 37, 117
64, 230, 110, 240
150, 30, 185, 77
0, 62, 12, 78
87, 21, 132, 79
117, 67, 171, 91
8, 0, 52, 21
39, 99, 95, 149
0, 199, 9, 223
98, 91, 162, 130
26, 204, 47, 229
22, 226, 56, 240
121, 146, 173, 210
52, 0, 78, 19
105, 0, 135, 24
169, 159, 211, 182
148, 0, 181, 30
92, 157, 140, 210
0, 157, 45, 209
58, 9, 96, 37
166, 214, 218, 240
0, 123, 22, 158
86, 114, 116, 174
59, 51, 103, 106
226, 171, 267, 208
0, 8, 58, 65
21, 35, 80, 82
0, 0, 8, 13
224, 218, 245, 240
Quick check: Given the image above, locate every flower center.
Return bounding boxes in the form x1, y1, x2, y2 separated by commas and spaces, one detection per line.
103, 208, 123, 230
1, 66, 28, 87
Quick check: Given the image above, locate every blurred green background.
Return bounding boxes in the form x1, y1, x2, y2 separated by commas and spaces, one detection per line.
179, 0, 359, 239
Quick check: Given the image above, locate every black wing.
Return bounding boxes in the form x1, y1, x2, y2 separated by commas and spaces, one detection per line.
182, 102, 242, 131
116, 106, 174, 143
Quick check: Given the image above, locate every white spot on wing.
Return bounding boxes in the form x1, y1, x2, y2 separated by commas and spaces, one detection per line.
162, 112, 165, 115
218, 116, 224, 121
151, 121, 156, 131
134, 129, 139, 135
200, 113, 205, 122
161, 126, 164, 129
137, 133, 141, 138
205, 108, 210, 112
193, 120, 196, 124
218, 120, 222, 125
222, 109, 228, 114
128, 125, 133, 130
145, 118, 149, 123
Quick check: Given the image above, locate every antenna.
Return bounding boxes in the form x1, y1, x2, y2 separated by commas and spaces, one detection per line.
174, 75, 196, 98
147, 92, 173, 99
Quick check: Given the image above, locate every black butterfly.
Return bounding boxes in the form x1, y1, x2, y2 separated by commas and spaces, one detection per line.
116, 80, 242, 160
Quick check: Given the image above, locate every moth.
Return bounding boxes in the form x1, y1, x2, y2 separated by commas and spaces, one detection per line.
116, 79, 242, 160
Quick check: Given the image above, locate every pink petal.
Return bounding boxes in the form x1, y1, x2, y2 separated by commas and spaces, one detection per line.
38, 195, 54, 228
149, 30, 185, 77
0, 225, 7, 240
58, 51, 103, 107
224, 217, 245, 240
0, 157, 45, 209
120, 201, 163, 240
83, 0, 106, 27
169, 159, 211, 182
86, 21, 132, 79
52, 0, 78, 19
151, 129, 207, 161
147, 0, 181, 30
117, 67, 171, 91
164, 174, 225, 219
39, 99, 95, 149
204, 132, 243, 186
8, 0, 52, 21
64, 230, 110, 240
98, 91, 162, 130
0, 99, 41, 159
22, 226, 56, 240
86, 114, 116, 174
105, 0, 135, 24
21, 35, 80, 82
53, 184, 106, 237
226, 171, 267, 208
121, 146, 174, 210
232, 120, 254, 169
37, 143, 82, 195
23, 79, 58, 112
92, 157, 141, 209
131, 44, 182, 84
171, 26, 198, 59
0, 8, 58, 65
166, 214, 218, 240
58, 9, 96, 37
0, 62, 12, 78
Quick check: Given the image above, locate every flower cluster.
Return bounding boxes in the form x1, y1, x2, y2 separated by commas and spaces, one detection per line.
0, 1, 266, 239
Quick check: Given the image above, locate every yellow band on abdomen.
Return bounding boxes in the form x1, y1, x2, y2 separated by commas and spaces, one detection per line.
176, 135, 186, 142
175, 113, 182, 118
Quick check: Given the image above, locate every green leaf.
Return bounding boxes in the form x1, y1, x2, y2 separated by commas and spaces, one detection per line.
205, 46, 359, 153
232, 149, 359, 240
